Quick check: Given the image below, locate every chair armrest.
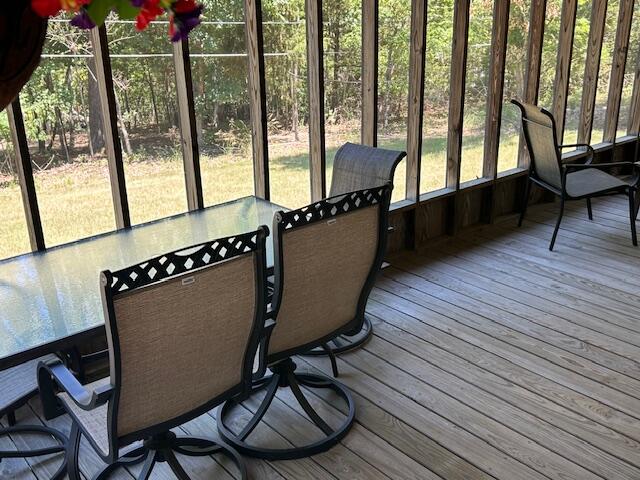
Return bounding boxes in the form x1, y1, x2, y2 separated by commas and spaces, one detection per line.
560, 144, 594, 164
563, 161, 637, 173
37, 360, 113, 418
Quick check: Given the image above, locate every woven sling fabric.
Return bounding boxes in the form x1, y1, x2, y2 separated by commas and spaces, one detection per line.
268, 206, 379, 356
110, 253, 257, 437
519, 102, 562, 189
565, 169, 628, 197
58, 378, 111, 456
329, 142, 405, 196
1, 355, 57, 413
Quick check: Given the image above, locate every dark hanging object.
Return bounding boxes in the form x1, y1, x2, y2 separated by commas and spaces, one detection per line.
0, 2, 48, 110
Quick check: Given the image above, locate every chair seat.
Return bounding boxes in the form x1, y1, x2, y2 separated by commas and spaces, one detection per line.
58, 377, 110, 456
565, 168, 628, 198
0, 355, 58, 413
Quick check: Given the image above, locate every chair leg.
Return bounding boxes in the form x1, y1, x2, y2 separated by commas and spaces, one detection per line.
134, 451, 157, 480
163, 449, 191, 480
67, 422, 82, 480
629, 190, 638, 247
549, 197, 565, 251
586, 198, 593, 220
518, 179, 532, 227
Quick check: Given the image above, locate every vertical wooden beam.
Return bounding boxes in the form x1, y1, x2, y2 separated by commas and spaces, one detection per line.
306, 0, 326, 201
7, 98, 45, 251
551, 0, 578, 142
603, 0, 635, 142
173, 38, 204, 210
445, 0, 470, 190
90, 25, 130, 228
244, 0, 270, 199
630, 45, 640, 135
482, 0, 510, 180
362, 0, 379, 146
517, 0, 546, 168
406, 0, 427, 201
577, 0, 607, 145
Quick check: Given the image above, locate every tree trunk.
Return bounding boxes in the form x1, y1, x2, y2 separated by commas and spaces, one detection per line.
115, 94, 132, 155
291, 59, 299, 141
383, 44, 395, 130
87, 57, 105, 152
145, 62, 160, 129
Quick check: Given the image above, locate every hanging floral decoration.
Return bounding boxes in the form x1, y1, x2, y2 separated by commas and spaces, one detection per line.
31, 0, 203, 41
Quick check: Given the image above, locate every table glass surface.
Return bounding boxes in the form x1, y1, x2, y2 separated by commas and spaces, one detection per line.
0, 196, 282, 368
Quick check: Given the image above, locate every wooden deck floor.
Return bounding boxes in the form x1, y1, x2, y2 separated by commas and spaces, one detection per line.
3, 195, 640, 480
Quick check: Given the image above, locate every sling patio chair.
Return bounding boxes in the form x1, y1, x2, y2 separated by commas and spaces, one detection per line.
0, 355, 68, 480
304, 142, 405, 356
37, 227, 271, 480
217, 184, 392, 460
512, 99, 640, 251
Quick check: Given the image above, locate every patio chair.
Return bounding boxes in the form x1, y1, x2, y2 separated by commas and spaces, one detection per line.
512, 99, 640, 250
37, 227, 270, 480
0, 355, 67, 480
218, 185, 392, 460
304, 142, 405, 356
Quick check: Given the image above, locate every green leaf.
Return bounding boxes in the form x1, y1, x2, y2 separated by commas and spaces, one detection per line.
86, 0, 115, 26
114, 0, 140, 20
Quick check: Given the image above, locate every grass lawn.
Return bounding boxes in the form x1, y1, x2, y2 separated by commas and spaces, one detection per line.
0, 131, 523, 260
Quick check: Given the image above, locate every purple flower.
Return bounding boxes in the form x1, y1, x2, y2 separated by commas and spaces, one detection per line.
70, 9, 95, 29
170, 4, 202, 41
130, 0, 145, 6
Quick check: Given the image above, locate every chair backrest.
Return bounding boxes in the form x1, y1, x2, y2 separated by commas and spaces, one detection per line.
100, 227, 268, 444
267, 185, 392, 361
511, 99, 563, 189
330, 142, 406, 196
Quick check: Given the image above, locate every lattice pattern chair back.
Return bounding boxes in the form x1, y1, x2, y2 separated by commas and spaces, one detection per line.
512, 100, 563, 190
268, 185, 392, 360
329, 142, 406, 197
101, 227, 268, 442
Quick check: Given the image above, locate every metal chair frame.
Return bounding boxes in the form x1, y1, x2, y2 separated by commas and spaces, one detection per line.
218, 185, 392, 461
0, 356, 68, 480
306, 142, 405, 356
38, 228, 271, 480
513, 99, 640, 250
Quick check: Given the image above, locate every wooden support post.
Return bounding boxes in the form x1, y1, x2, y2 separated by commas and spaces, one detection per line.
446, 0, 470, 191
551, 0, 578, 142
173, 38, 204, 210
7, 98, 45, 251
603, 0, 635, 142
517, 0, 546, 168
406, 0, 427, 202
362, 0, 378, 146
306, 0, 326, 201
483, 0, 510, 180
244, 0, 270, 199
630, 46, 640, 135
577, 0, 607, 145
90, 25, 130, 229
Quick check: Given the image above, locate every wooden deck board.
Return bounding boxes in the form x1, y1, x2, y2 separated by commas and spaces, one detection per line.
7, 196, 640, 479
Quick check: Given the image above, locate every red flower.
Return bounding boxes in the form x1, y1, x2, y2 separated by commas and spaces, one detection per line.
172, 0, 197, 13
135, 0, 164, 31
31, 0, 63, 17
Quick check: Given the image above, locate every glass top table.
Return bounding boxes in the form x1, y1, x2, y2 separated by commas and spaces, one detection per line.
0, 196, 283, 370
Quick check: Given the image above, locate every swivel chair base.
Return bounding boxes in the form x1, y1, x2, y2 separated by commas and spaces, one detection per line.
0, 425, 68, 480
67, 426, 246, 480
217, 358, 355, 461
